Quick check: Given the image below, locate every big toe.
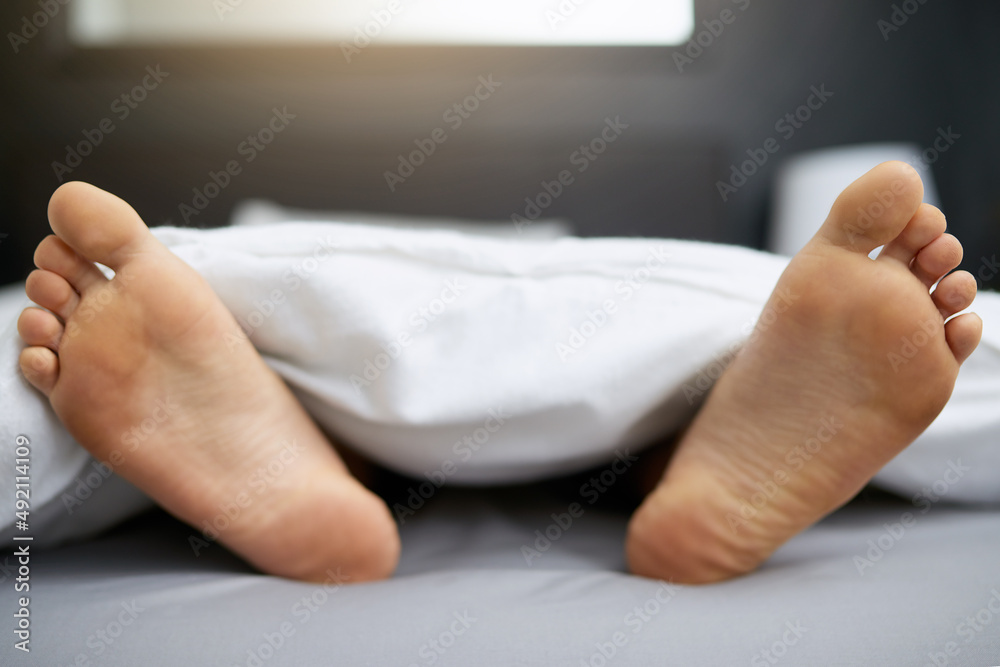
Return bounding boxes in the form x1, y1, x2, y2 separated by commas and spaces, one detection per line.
819, 161, 925, 255
48, 182, 155, 269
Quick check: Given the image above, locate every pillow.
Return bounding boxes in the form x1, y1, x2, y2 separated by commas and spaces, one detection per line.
229, 198, 574, 239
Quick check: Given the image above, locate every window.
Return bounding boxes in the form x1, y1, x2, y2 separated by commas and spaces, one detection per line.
68, 0, 695, 47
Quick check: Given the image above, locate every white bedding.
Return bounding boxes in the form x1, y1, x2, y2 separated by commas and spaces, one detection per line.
2, 218, 998, 546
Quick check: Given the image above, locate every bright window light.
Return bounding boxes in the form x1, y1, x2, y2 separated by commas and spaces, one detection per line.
68, 0, 695, 47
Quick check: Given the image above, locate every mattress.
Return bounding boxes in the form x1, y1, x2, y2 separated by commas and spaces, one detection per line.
2, 485, 998, 666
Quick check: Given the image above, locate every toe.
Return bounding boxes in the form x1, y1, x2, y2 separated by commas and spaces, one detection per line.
48, 181, 155, 270
932, 271, 977, 318
34, 235, 107, 293
821, 161, 924, 254
17, 308, 64, 351
944, 312, 983, 364
25, 270, 80, 321
19, 346, 60, 396
879, 204, 947, 266
913, 234, 964, 288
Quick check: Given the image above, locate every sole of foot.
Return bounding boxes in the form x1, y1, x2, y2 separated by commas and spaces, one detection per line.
626, 161, 982, 584
18, 181, 400, 583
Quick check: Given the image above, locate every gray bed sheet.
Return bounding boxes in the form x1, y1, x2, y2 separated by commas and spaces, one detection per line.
2, 487, 999, 666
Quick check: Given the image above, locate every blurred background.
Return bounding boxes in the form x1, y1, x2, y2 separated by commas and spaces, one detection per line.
0, 0, 997, 287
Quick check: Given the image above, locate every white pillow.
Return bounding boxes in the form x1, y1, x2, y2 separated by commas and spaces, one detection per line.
230, 199, 574, 239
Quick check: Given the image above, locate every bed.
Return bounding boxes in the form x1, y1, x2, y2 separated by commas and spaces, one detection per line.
5, 484, 1000, 665
4, 150, 1000, 666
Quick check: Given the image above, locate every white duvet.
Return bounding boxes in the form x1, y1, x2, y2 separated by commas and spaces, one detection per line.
2, 214, 998, 546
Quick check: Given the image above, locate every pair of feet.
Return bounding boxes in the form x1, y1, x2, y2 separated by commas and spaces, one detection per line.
17, 162, 981, 584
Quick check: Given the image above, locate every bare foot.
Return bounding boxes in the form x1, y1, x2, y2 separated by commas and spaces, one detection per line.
17, 182, 399, 582
626, 161, 982, 584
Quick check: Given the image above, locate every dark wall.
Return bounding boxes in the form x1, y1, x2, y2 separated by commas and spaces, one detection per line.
1, 0, 998, 288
